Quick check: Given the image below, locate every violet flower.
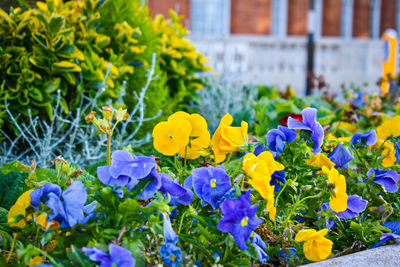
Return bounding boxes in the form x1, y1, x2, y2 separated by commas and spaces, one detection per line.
97, 150, 162, 199
217, 191, 263, 250
395, 141, 400, 162
159, 173, 194, 206
279, 247, 298, 262
271, 170, 286, 192
184, 166, 232, 209
351, 92, 365, 108
266, 126, 297, 156
82, 243, 136, 267
159, 214, 182, 267
350, 129, 377, 148
30, 183, 62, 209
45, 181, 95, 228
323, 195, 368, 220
250, 232, 269, 263
287, 108, 324, 154
328, 143, 354, 169
366, 168, 399, 193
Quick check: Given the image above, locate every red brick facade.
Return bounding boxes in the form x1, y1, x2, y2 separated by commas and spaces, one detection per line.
148, 0, 398, 38
231, 0, 271, 34
380, 0, 397, 35
322, 0, 342, 36
148, 0, 190, 26
287, 0, 309, 36
353, 0, 371, 38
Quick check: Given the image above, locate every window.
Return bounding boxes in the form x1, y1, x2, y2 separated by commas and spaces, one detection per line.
190, 0, 230, 36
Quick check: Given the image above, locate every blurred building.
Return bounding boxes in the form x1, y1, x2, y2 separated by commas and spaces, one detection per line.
149, 0, 400, 94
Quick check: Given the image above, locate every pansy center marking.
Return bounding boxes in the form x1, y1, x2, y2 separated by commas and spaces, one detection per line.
210, 178, 217, 188
241, 216, 249, 227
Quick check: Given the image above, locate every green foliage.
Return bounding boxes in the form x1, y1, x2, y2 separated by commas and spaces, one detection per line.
0, 171, 27, 210
0, 0, 210, 139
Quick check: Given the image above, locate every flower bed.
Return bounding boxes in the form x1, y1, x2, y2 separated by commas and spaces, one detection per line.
2, 93, 400, 266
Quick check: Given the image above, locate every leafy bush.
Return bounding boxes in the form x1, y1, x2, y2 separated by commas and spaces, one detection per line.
0, 0, 210, 139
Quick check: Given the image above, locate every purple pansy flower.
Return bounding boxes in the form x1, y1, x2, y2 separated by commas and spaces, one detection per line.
254, 143, 266, 156
250, 232, 269, 263
371, 233, 400, 248
384, 221, 400, 234
323, 195, 368, 220
159, 173, 193, 206
371, 221, 400, 248
328, 143, 354, 169
279, 247, 298, 262
97, 150, 162, 199
366, 168, 399, 193
30, 183, 62, 209
159, 214, 182, 267
350, 129, 377, 148
266, 126, 297, 156
83, 243, 136, 267
351, 92, 365, 108
31, 182, 95, 228
184, 166, 232, 209
217, 191, 263, 250
271, 170, 286, 192
45, 181, 95, 228
395, 141, 400, 162
287, 108, 324, 154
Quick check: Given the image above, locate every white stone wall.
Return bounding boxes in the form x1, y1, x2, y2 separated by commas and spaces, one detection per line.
190, 35, 384, 95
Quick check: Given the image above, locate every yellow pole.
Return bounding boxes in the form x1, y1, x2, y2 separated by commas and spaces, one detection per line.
381, 29, 397, 95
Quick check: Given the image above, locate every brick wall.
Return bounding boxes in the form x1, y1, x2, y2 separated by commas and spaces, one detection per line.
287, 0, 309, 36
353, 0, 371, 38
380, 0, 397, 35
322, 0, 342, 36
148, 0, 190, 25
231, 0, 271, 34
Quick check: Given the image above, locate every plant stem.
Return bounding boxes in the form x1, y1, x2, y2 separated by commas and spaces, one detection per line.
107, 134, 111, 165
6, 232, 18, 264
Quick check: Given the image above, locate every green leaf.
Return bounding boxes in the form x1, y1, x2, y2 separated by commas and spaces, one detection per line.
35, 168, 58, 182
18, 92, 30, 105
45, 78, 61, 93
53, 61, 82, 72
29, 56, 50, 70
0, 161, 30, 175
52, 36, 65, 50
48, 16, 64, 34
28, 88, 43, 101
32, 33, 49, 49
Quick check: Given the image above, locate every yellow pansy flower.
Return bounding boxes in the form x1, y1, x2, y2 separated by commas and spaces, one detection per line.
322, 167, 347, 212
375, 115, 400, 167
7, 189, 34, 228
306, 154, 335, 170
169, 112, 211, 160
295, 228, 333, 262
325, 133, 351, 152
28, 256, 43, 267
152, 117, 191, 156
242, 151, 284, 221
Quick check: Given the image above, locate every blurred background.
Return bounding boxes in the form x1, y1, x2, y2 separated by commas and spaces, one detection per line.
146, 0, 399, 95
2, 0, 399, 95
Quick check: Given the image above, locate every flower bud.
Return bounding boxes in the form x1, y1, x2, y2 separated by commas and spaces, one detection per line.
102, 105, 113, 122
85, 111, 96, 123
115, 107, 129, 122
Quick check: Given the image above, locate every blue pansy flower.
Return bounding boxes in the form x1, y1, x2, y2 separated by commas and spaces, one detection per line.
288, 108, 324, 154
371, 221, 400, 248
323, 194, 368, 220
351, 92, 365, 108
384, 221, 400, 234
83, 243, 136, 267
366, 168, 399, 193
328, 143, 354, 169
350, 129, 377, 148
159, 214, 182, 267
217, 191, 263, 250
279, 247, 298, 262
30, 183, 62, 209
254, 143, 266, 156
159, 173, 193, 206
395, 140, 400, 162
267, 126, 297, 156
271, 170, 286, 192
250, 232, 269, 263
98, 150, 162, 199
184, 166, 232, 209
45, 181, 96, 228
